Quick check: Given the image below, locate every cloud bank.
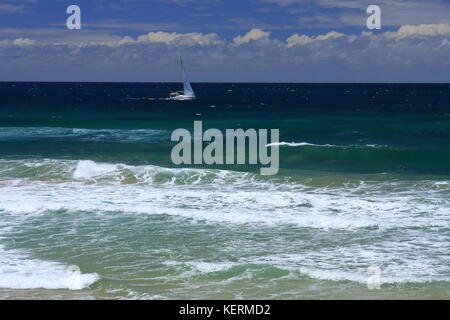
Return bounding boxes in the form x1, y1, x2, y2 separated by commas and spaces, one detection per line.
0, 24, 449, 82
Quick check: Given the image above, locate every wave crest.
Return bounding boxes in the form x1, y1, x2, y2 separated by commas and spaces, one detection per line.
0, 245, 99, 290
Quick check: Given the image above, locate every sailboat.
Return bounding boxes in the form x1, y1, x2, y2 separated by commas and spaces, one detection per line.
169, 57, 196, 100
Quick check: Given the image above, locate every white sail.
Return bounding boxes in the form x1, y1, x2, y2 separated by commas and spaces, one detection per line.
181, 57, 195, 98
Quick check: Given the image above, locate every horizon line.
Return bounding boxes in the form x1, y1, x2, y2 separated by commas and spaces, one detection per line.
1, 81, 449, 85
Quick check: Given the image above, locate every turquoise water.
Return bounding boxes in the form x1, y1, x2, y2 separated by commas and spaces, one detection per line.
0, 82, 449, 299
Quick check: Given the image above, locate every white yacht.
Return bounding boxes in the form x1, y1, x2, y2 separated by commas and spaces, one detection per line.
169, 57, 196, 100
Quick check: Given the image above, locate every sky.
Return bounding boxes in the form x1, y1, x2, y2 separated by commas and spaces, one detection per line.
0, 0, 450, 82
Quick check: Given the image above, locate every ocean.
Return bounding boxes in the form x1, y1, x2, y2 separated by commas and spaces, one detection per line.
0, 82, 449, 299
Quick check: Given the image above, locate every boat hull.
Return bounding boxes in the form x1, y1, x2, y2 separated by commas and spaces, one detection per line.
171, 95, 196, 101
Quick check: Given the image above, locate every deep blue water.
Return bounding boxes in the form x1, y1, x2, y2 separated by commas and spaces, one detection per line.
1, 82, 450, 175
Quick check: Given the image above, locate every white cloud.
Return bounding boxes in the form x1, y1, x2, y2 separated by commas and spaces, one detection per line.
4, 23, 450, 49
94, 36, 135, 47
13, 38, 35, 46
136, 31, 221, 46
1, 24, 450, 82
286, 34, 313, 46
233, 28, 270, 45
26, 31, 222, 48
287, 31, 345, 47
384, 23, 450, 39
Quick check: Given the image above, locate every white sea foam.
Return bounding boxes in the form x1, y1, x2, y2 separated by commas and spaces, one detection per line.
164, 261, 237, 276
161, 253, 450, 285
0, 160, 448, 230
250, 249, 450, 284
267, 142, 336, 147
0, 159, 449, 286
0, 245, 99, 290
187, 261, 236, 273
72, 160, 119, 179
267, 141, 382, 148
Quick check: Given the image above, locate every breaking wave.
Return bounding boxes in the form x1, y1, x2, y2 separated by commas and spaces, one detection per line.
0, 245, 99, 290
0, 158, 448, 289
